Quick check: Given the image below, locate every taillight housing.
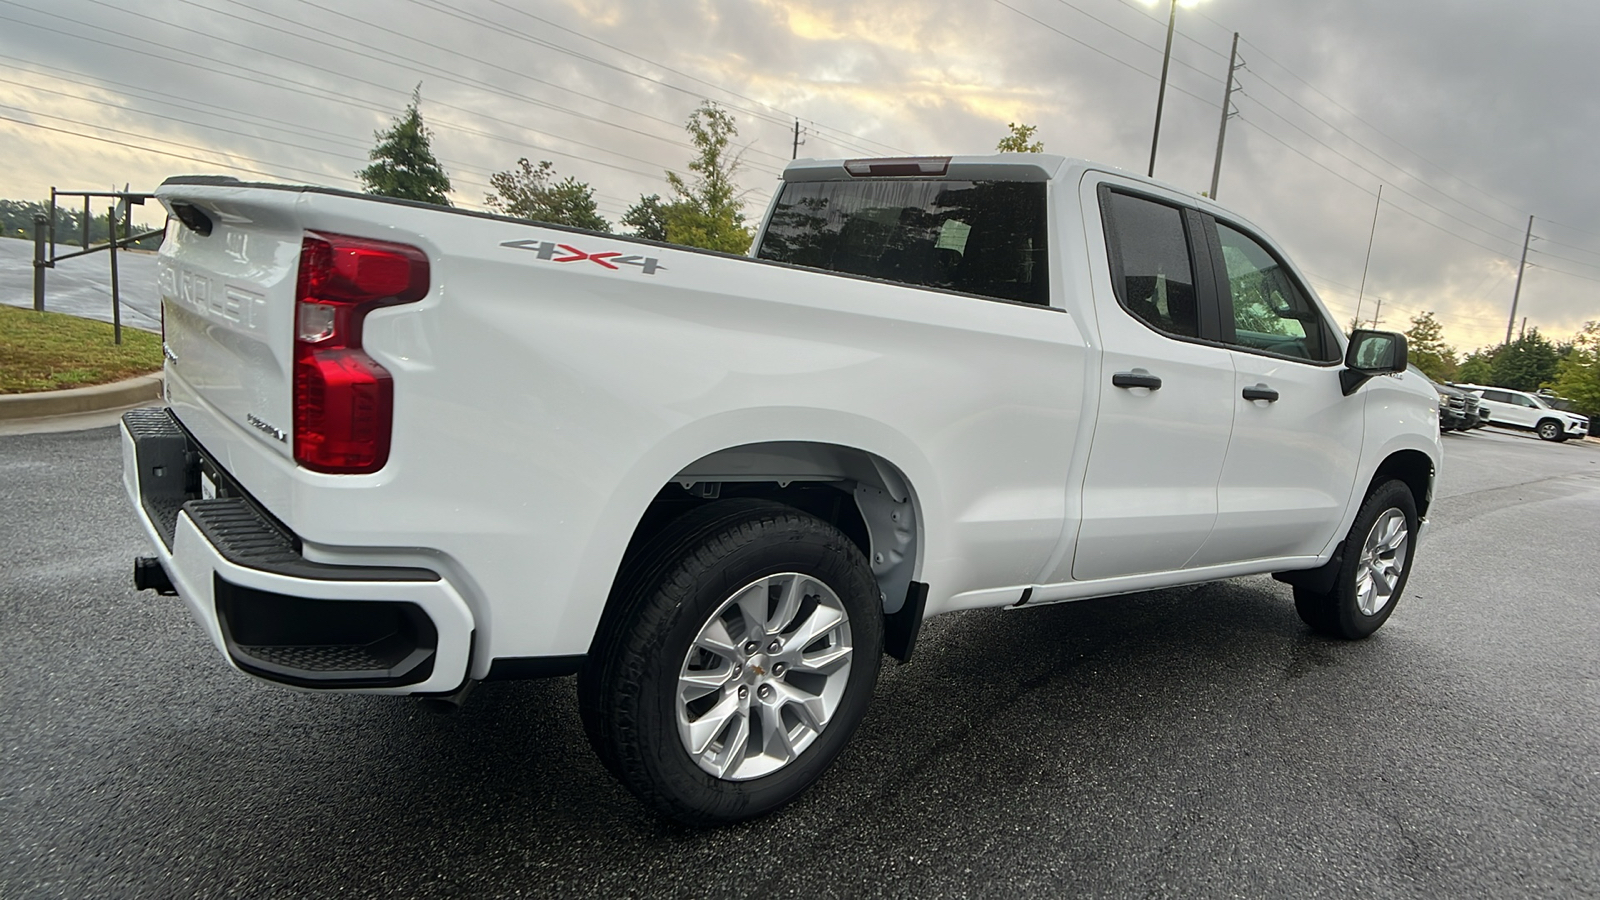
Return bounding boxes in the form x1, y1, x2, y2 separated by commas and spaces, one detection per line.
293, 232, 429, 474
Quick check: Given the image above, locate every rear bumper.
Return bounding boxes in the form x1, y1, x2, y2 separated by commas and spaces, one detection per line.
121, 408, 474, 693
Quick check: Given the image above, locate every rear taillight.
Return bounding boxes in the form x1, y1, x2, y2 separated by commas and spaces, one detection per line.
293, 232, 429, 474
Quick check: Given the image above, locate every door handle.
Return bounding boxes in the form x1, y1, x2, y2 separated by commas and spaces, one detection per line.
1112, 370, 1162, 390
1242, 384, 1280, 402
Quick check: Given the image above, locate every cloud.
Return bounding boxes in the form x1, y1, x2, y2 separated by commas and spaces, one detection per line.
3, 0, 1597, 351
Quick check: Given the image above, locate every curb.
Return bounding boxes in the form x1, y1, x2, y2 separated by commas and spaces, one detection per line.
0, 373, 163, 420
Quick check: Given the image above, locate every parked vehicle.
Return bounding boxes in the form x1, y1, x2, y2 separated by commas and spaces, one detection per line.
1411, 365, 1469, 431
124, 155, 1440, 825
1452, 383, 1589, 441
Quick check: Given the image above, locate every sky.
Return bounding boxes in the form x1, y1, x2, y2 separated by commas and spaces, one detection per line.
2, 0, 1597, 353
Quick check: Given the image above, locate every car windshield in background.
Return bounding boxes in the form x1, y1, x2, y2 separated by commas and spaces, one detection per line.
756, 179, 1049, 305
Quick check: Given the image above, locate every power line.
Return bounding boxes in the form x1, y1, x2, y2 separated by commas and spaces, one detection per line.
1238, 35, 1532, 224
68, 0, 744, 171
1235, 91, 1525, 252
1232, 114, 1517, 261
0, 111, 341, 183
0, 5, 688, 183
991, 0, 1219, 110
1045, 0, 1225, 87
1107, 0, 1231, 61
1239, 67, 1527, 243
469, 0, 912, 158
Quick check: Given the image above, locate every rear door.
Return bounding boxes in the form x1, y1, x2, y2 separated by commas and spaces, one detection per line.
1070, 179, 1235, 581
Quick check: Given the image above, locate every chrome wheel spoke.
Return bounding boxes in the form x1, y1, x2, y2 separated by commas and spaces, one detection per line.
708, 710, 751, 778
794, 641, 852, 675
687, 691, 745, 757
757, 701, 799, 763
768, 574, 809, 635
785, 603, 846, 652
732, 581, 772, 639
774, 680, 828, 733
679, 666, 731, 705
694, 617, 739, 657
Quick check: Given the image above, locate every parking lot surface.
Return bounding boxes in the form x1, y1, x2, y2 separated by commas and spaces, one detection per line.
3, 424, 1597, 898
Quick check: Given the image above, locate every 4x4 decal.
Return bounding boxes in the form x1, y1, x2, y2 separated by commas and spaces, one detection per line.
501, 239, 665, 275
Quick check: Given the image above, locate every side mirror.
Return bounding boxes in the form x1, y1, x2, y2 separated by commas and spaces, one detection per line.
1340, 330, 1408, 395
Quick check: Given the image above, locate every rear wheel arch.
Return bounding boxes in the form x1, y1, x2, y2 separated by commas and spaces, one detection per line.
589, 442, 924, 661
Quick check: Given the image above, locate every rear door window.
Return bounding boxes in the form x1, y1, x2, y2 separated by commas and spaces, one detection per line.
1099, 191, 1201, 338
755, 179, 1048, 305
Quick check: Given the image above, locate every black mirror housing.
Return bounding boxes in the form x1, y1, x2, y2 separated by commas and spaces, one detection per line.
1340, 330, 1408, 395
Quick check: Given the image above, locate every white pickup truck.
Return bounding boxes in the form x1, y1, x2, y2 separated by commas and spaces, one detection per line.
124, 154, 1440, 825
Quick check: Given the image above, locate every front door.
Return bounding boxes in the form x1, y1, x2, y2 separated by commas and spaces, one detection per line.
1189, 217, 1364, 565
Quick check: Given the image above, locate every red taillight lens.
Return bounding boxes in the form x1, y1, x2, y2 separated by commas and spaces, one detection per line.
293, 232, 429, 474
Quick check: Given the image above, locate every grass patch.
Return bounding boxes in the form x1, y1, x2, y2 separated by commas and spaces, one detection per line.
0, 305, 162, 393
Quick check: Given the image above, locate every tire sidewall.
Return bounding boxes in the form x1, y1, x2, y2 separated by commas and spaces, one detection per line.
1331, 480, 1418, 638
631, 515, 883, 824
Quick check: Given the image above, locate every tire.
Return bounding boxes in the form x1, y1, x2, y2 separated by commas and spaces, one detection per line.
578, 499, 883, 826
1294, 479, 1418, 640
1537, 419, 1565, 442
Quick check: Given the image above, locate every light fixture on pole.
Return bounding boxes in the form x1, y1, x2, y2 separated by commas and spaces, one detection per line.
1147, 0, 1203, 178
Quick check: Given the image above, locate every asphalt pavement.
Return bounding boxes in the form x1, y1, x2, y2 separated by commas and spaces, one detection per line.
0, 235, 162, 331
3, 424, 1597, 899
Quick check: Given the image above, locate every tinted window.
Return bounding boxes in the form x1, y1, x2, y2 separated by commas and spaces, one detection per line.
756, 179, 1048, 304
1213, 222, 1337, 362
1101, 192, 1199, 337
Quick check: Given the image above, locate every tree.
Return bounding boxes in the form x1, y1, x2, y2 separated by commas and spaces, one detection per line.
1456, 348, 1494, 385
486, 158, 610, 232
357, 87, 452, 206
620, 194, 667, 242
1546, 321, 1600, 418
1488, 329, 1560, 392
622, 102, 752, 253
996, 122, 1044, 153
1402, 311, 1456, 381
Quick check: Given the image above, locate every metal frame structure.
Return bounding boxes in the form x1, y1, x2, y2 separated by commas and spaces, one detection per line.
32, 188, 166, 343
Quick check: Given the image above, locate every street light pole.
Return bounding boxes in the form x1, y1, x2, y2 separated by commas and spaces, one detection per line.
1147, 0, 1178, 178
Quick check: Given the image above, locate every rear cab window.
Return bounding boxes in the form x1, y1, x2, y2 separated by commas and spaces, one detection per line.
755, 179, 1049, 305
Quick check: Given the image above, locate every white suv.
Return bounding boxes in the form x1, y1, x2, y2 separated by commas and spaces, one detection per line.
1453, 384, 1589, 442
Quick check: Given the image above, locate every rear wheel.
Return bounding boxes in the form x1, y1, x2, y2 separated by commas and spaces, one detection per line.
578, 499, 883, 826
1537, 419, 1566, 442
1294, 479, 1417, 639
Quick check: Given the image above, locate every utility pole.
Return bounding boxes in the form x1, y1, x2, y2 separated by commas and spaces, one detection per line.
792, 120, 806, 160
1354, 185, 1383, 329
1208, 32, 1241, 200
1505, 215, 1534, 345
1147, 0, 1178, 177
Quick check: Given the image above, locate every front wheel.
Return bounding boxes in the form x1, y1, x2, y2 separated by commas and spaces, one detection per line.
578, 500, 883, 826
1537, 419, 1566, 442
1294, 479, 1417, 639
